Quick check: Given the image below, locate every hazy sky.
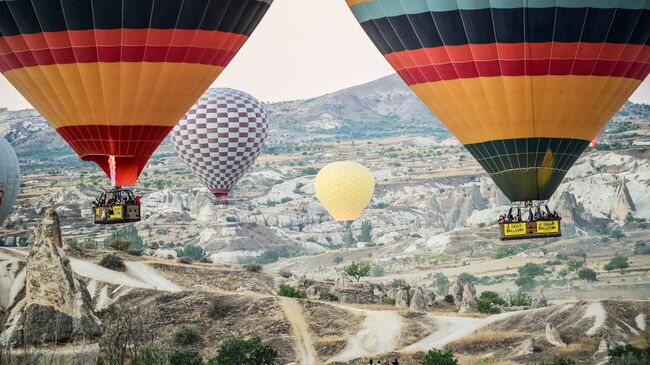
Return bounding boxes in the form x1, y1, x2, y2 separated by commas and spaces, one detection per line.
1, 0, 648, 110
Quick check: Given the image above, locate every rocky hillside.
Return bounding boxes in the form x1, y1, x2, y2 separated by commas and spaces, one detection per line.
1, 211, 648, 364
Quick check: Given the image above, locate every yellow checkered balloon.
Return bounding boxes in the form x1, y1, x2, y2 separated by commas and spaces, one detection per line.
314, 161, 375, 222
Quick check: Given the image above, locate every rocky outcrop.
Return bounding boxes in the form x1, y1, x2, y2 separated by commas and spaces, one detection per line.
409, 287, 428, 312
1, 210, 102, 352
450, 277, 463, 305
334, 272, 350, 289
395, 288, 409, 308
611, 177, 636, 221
306, 285, 321, 300
532, 288, 549, 309
513, 338, 536, 356
459, 283, 477, 313
545, 323, 566, 347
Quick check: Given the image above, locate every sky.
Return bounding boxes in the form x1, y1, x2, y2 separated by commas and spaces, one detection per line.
0, 0, 648, 110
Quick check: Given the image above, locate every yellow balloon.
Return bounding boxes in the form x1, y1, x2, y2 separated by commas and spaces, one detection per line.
314, 161, 375, 223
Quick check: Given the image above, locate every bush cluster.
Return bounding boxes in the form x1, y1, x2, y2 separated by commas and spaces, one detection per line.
99, 254, 126, 272
175, 326, 202, 346
277, 284, 302, 298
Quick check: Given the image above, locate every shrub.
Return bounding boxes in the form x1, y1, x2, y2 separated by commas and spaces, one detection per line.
279, 270, 293, 278
277, 284, 302, 298
371, 265, 385, 277
421, 349, 458, 365
458, 272, 478, 285
127, 249, 143, 257
175, 326, 201, 345
109, 239, 133, 252
170, 350, 203, 365
333, 256, 343, 264
608, 344, 646, 364
538, 358, 575, 365
477, 291, 505, 314
209, 337, 278, 365
177, 257, 193, 264
244, 264, 262, 272
179, 245, 204, 261
99, 254, 126, 272
209, 297, 232, 319
225, 216, 238, 223
104, 224, 144, 252
444, 294, 455, 304
604, 255, 630, 272
132, 344, 169, 365
384, 297, 396, 305
508, 292, 532, 307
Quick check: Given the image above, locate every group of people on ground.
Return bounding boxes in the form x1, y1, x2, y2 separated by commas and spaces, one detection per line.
369, 358, 399, 365
498, 201, 561, 224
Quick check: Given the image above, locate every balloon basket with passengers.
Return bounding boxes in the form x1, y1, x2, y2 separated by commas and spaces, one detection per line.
498, 202, 562, 241
93, 187, 143, 225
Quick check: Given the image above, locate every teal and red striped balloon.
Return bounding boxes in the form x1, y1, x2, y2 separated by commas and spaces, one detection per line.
347, 0, 649, 201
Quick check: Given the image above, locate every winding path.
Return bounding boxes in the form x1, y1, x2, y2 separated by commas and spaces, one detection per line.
279, 297, 319, 365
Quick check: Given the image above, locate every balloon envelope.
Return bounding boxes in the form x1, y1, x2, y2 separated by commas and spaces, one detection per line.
314, 161, 375, 222
347, 0, 650, 201
0, 0, 272, 186
171, 88, 268, 201
0, 137, 20, 225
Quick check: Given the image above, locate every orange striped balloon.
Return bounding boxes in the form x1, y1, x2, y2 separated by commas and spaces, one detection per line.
0, 0, 272, 186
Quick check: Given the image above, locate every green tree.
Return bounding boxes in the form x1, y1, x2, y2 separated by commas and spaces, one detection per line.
515, 275, 536, 290
609, 229, 626, 241
567, 259, 584, 272
578, 268, 598, 282
343, 230, 356, 247
359, 220, 372, 242
604, 255, 630, 272
170, 350, 203, 365
458, 272, 478, 285
477, 291, 505, 314
421, 349, 458, 365
344, 261, 372, 282
277, 284, 302, 298
518, 263, 547, 278
179, 245, 204, 261
209, 337, 278, 365
432, 272, 450, 295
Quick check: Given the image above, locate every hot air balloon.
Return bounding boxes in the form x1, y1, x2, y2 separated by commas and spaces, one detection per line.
0, 137, 20, 225
347, 0, 649, 239
171, 88, 268, 202
0, 0, 272, 187
314, 161, 375, 226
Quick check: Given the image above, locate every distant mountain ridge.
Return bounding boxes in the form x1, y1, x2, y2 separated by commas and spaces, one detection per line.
0, 74, 648, 166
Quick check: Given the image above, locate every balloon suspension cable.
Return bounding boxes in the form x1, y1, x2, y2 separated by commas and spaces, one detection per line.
108, 155, 117, 188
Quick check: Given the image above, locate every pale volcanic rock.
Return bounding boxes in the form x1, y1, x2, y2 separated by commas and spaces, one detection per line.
2, 210, 102, 346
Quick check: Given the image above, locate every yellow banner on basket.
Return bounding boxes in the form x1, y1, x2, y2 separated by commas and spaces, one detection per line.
537, 220, 559, 233
109, 206, 123, 219
504, 222, 527, 236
